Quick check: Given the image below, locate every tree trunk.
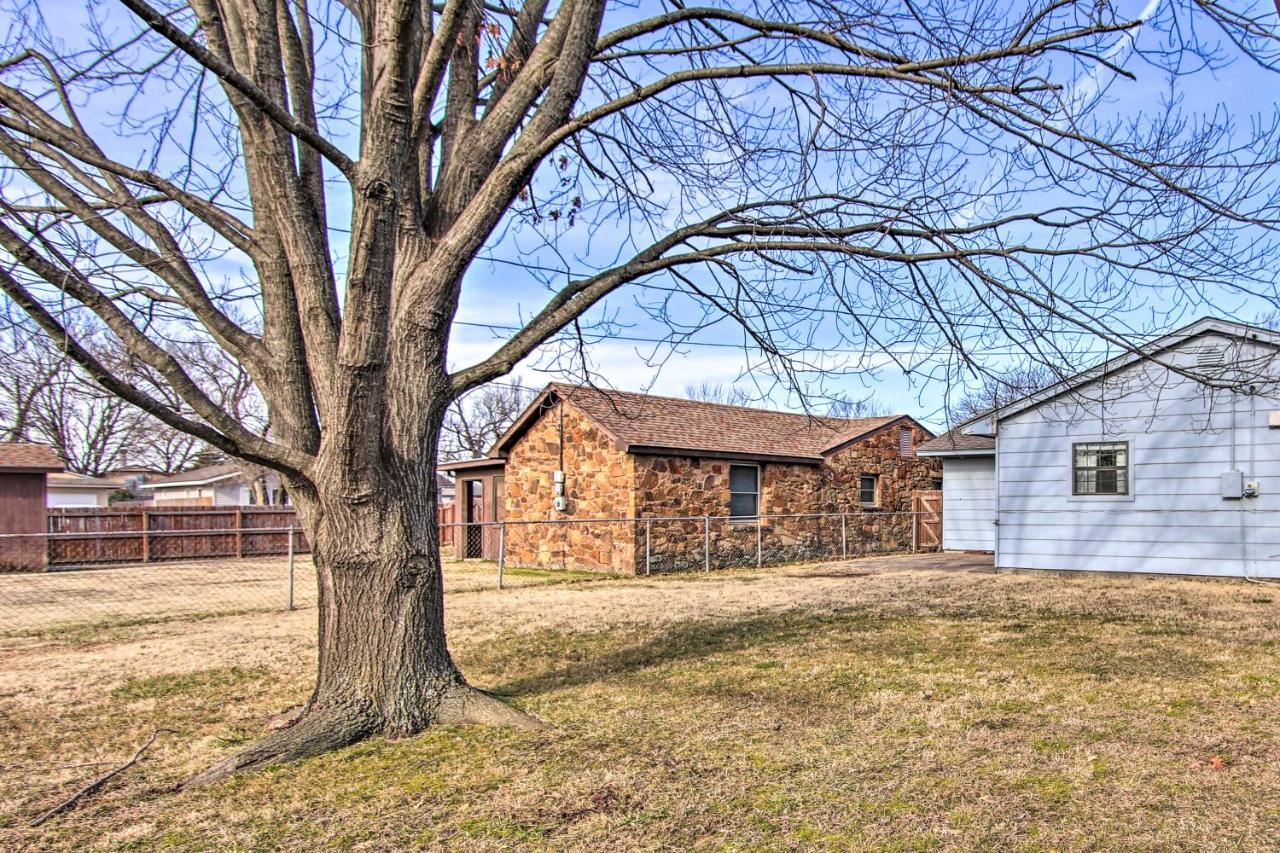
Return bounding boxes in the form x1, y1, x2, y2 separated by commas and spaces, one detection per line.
184, 465, 541, 788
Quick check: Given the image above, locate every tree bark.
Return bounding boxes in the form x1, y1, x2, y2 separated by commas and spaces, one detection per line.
183, 460, 542, 788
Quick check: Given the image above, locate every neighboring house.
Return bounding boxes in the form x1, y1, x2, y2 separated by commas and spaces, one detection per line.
46, 472, 119, 507
99, 465, 160, 499
918, 317, 1280, 578
437, 474, 455, 505
143, 463, 289, 507
440, 383, 940, 571
0, 443, 64, 571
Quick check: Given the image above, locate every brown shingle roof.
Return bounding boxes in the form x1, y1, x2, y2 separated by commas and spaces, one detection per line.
495, 384, 923, 463
0, 443, 64, 472
916, 427, 995, 455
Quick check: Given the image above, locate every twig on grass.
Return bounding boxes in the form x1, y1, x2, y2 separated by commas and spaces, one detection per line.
30, 729, 168, 827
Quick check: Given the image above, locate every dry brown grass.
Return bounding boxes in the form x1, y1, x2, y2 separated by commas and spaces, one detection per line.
3, 553, 1280, 850
0, 556, 598, 636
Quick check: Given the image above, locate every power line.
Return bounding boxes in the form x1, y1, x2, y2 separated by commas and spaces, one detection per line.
450, 319, 1112, 359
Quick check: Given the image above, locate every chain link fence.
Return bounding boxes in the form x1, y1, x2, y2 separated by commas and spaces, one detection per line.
0, 528, 312, 634
451, 509, 939, 575
1, 509, 939, 634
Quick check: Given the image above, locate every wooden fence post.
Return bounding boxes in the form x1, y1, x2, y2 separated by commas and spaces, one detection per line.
235, 508, 244, 558
141, 510, 150, 563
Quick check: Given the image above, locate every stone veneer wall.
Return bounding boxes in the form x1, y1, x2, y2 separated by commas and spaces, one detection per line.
817, 421, 942, 554
501, 412, 941, 574
501, 399, 637, 572
630, 421, 941, 571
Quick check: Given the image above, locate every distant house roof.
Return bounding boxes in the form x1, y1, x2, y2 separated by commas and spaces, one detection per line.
491, 383, 929, 465
143, 462, 244, 490
438, 457, 506, 473
916, 427, 996, 456
0, 443, 64, 473
47, 472, 119, 490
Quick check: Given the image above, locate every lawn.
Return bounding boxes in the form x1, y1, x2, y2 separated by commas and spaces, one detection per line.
3, 553, 1280, 849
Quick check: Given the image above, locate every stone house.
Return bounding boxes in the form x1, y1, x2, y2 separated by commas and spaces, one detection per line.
441, 384, 941, 573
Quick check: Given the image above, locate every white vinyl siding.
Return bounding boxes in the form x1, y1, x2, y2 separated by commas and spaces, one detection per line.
940, 457, 996, 552
46, 488, 112, 508
994, 335, 1280, 577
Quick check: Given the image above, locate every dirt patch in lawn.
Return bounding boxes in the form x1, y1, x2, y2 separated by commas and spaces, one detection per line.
3, 553, 1280, 849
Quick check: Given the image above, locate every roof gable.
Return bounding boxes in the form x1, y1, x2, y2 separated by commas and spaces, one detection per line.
958, 317, 1280, 428
493, 384, 927, 463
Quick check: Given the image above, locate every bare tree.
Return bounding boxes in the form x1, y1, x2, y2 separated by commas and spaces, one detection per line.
827, 395, 890, 420
1, 0, 1278, 784
683, 382, 752, 407
440, 379, 535, 461
0, 302, 63, 444
684, 381, 888, 419
947, 365, 1058, 424
1, 313, 261, 474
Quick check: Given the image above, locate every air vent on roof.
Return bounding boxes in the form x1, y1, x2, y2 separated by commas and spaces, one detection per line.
1196, 346, 1225, 369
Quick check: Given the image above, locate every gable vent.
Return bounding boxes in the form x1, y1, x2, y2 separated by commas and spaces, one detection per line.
898, 427, 914, 458
1196, 346, 1225, 369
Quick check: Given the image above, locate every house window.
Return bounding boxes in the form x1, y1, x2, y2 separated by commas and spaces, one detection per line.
1073, 441, 1129, 495
859, 474, 879, 507
729, 464, 759, 518
899, 427, 914, 457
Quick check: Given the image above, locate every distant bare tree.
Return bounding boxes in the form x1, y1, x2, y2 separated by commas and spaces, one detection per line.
1, 0, 1278, 784
1, 312, 261, 474
948, 366, 1058, 424
827, 395, 891, 420
440, 380, 535, 461
683, 382, 752, 407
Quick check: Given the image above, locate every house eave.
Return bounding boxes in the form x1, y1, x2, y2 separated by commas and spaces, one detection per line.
625, 445, 823, 466
916, 448, 995, 458
144, 472, 241, 490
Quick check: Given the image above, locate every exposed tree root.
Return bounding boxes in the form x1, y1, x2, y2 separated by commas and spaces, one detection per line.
182, 709, 376, 789
435, 683, 548, 730
183, 686, 543, 789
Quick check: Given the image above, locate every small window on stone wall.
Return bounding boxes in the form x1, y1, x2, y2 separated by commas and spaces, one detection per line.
859, 474, 879, 507
729, 464, 759, 518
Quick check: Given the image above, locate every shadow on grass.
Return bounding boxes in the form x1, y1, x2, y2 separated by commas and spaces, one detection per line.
471, 604, 1217, 700
476, 610, 857, 698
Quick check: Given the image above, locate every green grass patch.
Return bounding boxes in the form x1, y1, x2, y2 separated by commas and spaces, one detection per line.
112, 666, 269, 701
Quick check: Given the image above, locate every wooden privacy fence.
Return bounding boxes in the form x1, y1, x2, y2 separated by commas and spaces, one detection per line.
45, 506, 309, 567
438, 502, 457, 550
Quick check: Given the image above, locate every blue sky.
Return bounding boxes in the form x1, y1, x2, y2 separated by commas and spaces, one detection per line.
6, 0, 1280, 431
440, 0, 1280, 427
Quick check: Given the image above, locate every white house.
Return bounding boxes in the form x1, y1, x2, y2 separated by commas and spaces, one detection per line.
46, 472, 119, 507
142, 463, 289, 507
919, 317, 1280, 578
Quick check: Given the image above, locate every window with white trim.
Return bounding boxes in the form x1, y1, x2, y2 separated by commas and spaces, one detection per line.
729, 464, 759, 518
1072, 441, 1129, 495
